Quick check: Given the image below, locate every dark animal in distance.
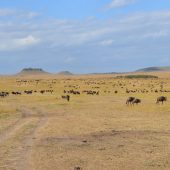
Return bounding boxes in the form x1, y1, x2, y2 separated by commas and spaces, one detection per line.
24, 90, 33, 94
132, 98, 141, 105
156, 96, 167, 104
12, 91, 21, 95
0, 92, 9, 98
74, 167, 82, 170
126, 97, 135, 105
61, 95, 70, 102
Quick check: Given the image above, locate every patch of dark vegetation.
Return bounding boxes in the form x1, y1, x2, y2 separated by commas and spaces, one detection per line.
116, 75, 158, 79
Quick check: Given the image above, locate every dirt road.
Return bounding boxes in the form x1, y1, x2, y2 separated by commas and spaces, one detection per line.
0, 108, 48, 170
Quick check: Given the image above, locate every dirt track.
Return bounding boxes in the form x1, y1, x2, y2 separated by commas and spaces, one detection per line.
0, 108, 48, 170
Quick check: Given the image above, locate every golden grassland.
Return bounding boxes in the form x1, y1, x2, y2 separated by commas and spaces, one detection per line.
0, 72, 170, 170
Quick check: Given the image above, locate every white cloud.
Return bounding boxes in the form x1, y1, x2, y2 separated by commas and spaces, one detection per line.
107, 0, 136, 8
100, 39, 114, 46
0, 8, 39, 19
17, 11, 39, 20
15, 35, 40, 47
0, 35, 40, 51
142, 31, 168, 39
0, 9, 15, 16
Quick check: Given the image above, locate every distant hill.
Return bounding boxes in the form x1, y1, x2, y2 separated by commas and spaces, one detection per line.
57, 71, 73, 75
18, 68, 50, 75
135, 66, 170, 72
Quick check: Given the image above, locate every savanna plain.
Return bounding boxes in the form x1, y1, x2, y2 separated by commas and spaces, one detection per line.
0, 72, 170, 170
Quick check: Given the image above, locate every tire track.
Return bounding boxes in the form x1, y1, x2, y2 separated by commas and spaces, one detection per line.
0, 107, 40, 144
17, 116, 48, 170
0, 107, 49, 170
0, 117, 33, 144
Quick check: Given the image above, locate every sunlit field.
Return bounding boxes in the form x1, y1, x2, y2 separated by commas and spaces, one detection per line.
0, 73, 170, 170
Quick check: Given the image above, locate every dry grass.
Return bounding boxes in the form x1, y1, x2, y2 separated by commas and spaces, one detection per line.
0, 73, 170, 169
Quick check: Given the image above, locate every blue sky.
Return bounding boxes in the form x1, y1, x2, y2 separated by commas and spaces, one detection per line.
0, 0, 170, 74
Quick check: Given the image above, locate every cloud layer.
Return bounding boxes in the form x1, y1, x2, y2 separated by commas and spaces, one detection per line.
0, 8, 170, 73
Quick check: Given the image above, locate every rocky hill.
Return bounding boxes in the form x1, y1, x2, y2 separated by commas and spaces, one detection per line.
135, 66, 170, 72
18, 68, 50, 75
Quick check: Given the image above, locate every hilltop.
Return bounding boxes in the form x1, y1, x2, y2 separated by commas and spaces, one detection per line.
135, 66, 170, 72
57, 71, 73, 75
16, 68, 74, 76
18, 68, 50, 75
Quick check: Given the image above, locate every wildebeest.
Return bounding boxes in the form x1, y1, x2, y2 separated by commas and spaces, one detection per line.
126, 97, 135, 105
12, 91, 21, 95
74, 167, 82, 170
132, 98, 141, 105
24, 90, 33, 94
61, 95, 70, 102
156, 96, 167, 104
82, 90, 99, 95
0, 92, 9, 98
64, 90, 80, 95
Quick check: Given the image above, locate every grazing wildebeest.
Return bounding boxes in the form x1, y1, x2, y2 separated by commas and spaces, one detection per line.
40, 90, 45, 94
11, 91, 21, 95
62, 95, 70, 102
24, 90, 33, 94
0, 92, 9, 98
74, 167, 82, 170
132, 98, 141, 105
126, 97, 135, 105
156, 96, 167, 104
83, 90, 99, 95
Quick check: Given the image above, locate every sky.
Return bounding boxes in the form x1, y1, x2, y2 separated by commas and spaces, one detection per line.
0, 0, 170, 74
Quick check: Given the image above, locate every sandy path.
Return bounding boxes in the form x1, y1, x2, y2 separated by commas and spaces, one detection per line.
0, 118, 30, 144
18, 116, 48, 170
0, 108, 49, 170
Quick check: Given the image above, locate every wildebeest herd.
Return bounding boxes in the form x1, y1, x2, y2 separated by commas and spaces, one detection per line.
0, 90, 53, 97
0, 78, 168, 107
